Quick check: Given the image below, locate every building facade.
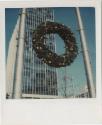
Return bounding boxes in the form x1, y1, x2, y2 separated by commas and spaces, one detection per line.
6, 8, 58, 99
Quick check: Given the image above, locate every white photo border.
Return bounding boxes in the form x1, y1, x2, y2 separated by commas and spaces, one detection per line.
0, 0, 101, 125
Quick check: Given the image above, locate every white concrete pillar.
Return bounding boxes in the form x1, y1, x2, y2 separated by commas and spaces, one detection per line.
75, 7, 95, 97
13, 8, 26, 98
6, 17, 20, 98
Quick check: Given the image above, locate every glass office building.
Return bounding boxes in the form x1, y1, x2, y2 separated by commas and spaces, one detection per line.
6, 8, 58, 99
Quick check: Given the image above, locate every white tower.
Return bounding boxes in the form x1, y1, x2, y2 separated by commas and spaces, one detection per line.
6, 18, 20, 98
6, 8, 58, 99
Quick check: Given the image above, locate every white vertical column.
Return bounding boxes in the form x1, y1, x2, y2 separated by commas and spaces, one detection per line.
13, 8, 26, 98
6, 17, 20, 98
75, 7, 95, 97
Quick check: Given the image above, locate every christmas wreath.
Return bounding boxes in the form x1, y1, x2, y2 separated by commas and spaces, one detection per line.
32, 21, 78, 68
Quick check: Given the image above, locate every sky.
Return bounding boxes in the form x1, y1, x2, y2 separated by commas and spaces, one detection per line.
5, 7, 96, 96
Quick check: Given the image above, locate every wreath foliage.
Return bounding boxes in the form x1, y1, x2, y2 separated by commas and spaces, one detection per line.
32, 21, 78, 68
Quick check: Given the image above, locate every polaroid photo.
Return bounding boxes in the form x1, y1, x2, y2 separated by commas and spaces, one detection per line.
0, 0, 101, 125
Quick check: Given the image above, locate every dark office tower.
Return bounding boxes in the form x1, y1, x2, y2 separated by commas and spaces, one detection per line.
6, 8, 58, 99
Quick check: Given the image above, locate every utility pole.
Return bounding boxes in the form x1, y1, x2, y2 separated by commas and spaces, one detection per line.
75, 7, 95, 97
13, 8, 26, 98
